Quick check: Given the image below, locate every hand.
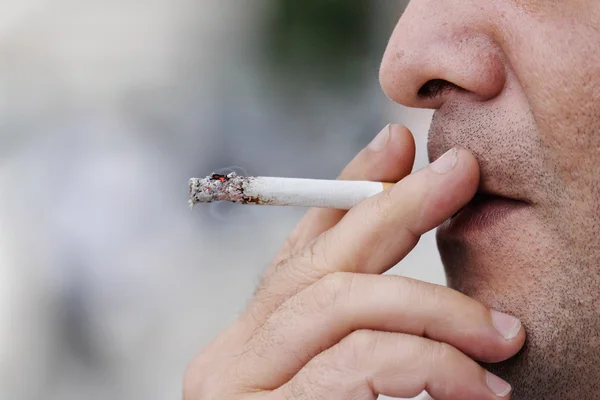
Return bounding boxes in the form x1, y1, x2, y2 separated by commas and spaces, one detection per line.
184, 125, 526, 399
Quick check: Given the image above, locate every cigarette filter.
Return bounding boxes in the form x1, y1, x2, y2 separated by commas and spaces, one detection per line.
189, 173, 394, 210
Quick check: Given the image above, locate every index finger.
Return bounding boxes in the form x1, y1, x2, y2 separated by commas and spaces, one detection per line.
273, 124, 415, 265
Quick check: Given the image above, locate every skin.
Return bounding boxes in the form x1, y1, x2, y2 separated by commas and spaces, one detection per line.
184, 127, 524, 400
185, 1, 599, 399
381, 1, 600, 398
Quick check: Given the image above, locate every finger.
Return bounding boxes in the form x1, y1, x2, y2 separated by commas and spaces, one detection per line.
271, 330, 513, 400
238, 273, 524, 389
274, 124, 415, 263
310, 146, 479, 274
249, 147, 479, 321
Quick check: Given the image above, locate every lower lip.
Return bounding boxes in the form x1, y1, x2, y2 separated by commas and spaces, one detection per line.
439, 195, 528, 235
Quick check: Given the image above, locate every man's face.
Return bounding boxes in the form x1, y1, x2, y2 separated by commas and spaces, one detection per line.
380, 1, 600, 398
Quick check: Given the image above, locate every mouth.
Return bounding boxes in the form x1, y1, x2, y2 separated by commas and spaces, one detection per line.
443, 192, 529, 235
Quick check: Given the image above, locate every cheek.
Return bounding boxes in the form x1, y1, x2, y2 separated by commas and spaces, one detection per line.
510, 0, 586, 15
504, 9, 600, 184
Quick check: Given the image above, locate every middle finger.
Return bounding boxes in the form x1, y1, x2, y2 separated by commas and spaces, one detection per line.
238, 273, 524, 389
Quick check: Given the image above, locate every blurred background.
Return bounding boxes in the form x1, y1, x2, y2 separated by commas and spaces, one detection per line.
0, 1, 442, 399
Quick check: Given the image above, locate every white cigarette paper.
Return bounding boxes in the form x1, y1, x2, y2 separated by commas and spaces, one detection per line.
189, 173, 394, 210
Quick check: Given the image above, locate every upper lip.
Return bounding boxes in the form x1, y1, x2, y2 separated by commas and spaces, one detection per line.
470, 189, 530, 207
427, 97, 540, 209
474, 179, 530, 205
452, 190, 528, 218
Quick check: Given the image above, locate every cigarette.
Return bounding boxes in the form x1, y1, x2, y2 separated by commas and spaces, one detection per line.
189, 173, 394, 210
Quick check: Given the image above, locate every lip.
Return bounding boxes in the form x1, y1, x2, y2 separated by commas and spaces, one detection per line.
439, 193, 529, 236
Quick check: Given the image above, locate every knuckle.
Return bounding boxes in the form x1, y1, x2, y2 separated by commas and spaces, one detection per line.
268, 255, 309, 288
277, 273, 345, 320
427, 340, 456, 366
301, 229, 345, 273
272, 254, 293, 275
284, 288, 310, 320
312, 272, 353, 312
294, 349, 359, 399
246, 304, 289, 359
301, 234, 329, 270
339, 329, 380, 364
254, 257, 290, 300
282, 228, 302, 255
285, 361, 341, 400
253, 318, 283, 355
254, 256, 314, 309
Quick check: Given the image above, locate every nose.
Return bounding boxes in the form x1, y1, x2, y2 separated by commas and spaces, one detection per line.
379, 1, 507, 109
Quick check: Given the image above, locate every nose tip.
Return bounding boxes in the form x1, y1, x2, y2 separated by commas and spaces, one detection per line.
379, 5, 506, 109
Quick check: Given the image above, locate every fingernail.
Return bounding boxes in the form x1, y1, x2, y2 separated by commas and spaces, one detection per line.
491, 309, 522, 340
486, 371, 512, 397
368, 124, 391, 152
430, 147, 458, 174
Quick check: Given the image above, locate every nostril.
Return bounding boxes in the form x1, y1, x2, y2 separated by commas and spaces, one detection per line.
418, 79, 463, 99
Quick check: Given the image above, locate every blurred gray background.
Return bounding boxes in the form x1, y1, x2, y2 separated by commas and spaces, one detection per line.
0, 1, 442, 399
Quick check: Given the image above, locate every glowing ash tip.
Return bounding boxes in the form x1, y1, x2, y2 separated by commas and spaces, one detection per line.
188, 172, 251, 208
